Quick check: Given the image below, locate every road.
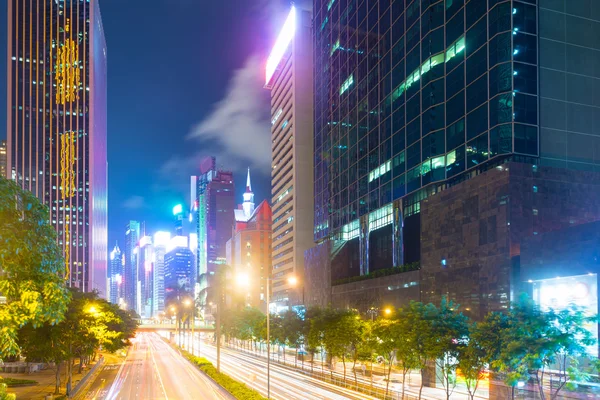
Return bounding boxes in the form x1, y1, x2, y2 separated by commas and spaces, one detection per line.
191, 337, 381, 400
102, 333, 228, 400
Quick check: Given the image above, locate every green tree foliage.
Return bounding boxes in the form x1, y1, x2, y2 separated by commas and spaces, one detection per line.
18, 289, 138, 395
0, 178, 70, 358
457, 322, 488, 400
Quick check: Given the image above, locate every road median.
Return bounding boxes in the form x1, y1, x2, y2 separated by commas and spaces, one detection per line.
166, 340, 266, 400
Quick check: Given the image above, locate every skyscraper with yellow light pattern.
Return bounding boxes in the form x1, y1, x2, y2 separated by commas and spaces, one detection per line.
6, 0, 108, 296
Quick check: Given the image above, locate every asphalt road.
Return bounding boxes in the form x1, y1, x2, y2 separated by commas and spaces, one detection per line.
194, 338, 381, 400
104, 333, 228, 400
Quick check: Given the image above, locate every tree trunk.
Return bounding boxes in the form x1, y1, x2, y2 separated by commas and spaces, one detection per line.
352, 356, 358, 389
385, 356, 393, 398
402, 370, 407, 400
66, 357, 73, 395
283, 344, 286, 364
54, 363, 61, 395
295, 346, 298, 368
419, 368, 425, 400
78, 356, 83, 374
342, 354, 347, 385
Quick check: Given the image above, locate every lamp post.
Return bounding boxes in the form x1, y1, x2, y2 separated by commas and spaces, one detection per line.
184, 299, 192, 351
170, 306, 177, 345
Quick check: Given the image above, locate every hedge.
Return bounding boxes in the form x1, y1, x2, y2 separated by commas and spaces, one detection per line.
177, 347, 267, 400
0, 378, 38, 387
332, 262, 420, 286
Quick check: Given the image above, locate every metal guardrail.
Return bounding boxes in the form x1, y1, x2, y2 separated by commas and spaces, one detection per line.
68, 356, 104, 399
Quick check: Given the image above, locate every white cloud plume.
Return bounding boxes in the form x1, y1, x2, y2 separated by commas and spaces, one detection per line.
123, 195, 146, 210
186, 55, 271, 173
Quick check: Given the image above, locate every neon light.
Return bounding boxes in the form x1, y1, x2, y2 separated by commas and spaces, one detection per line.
327, 0, 335, 10
55, 39, 81, 105
173, 204, 183, 215
339, 74, 354, 95
330, 39, 340, 56
266, 6, 296, 85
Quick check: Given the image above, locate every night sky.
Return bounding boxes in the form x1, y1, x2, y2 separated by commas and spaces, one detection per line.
0, 0, 289, 248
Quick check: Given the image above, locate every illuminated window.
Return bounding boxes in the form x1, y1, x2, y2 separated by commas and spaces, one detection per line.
368, 160, 392, 182
341, 220, 360, 240
368, 204, 393, 231
339, 74, 354, 95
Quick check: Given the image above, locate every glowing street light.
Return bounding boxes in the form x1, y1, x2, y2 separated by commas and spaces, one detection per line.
384, 308, 392, 316
172, 204, 183, 216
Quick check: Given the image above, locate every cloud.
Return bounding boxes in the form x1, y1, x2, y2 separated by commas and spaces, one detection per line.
123, 196, 146, 210
186, 55, 271, 173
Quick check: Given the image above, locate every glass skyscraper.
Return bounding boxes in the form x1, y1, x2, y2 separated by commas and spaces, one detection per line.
312, 0, 600, 279
7, 0, 108, 295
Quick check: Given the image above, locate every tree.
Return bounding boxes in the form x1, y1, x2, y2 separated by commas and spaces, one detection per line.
307, 307, 328, 376
458, 322, 488, 400
0, 178, 70, 358
0, 382, 15, 400
404, 301, 435, 400
18, 289, 137, 395
281, 310, 303, 367
373, 316, 396, 397
427, 299, 470, 400
390, 308, 421, 400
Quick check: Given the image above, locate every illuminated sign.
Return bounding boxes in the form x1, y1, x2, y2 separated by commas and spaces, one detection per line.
55, 39, 81, 105
265, 6, 296, 86
532, 274, 598, 356
167, 236, 189, 253
173, 204, 183, 216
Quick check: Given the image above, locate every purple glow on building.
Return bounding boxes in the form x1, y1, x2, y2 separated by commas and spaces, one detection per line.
265, 6, 296, 86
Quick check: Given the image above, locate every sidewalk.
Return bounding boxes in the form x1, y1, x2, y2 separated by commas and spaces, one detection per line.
3, 354, 122, 400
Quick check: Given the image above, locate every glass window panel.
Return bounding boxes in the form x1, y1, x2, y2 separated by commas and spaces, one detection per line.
467, 103, 488, 140
407, 142, 421, 169
393, 128, 406, 154
447, 63, 465, 100
407, 93, 421, 122
393, 151, 406, 176
406, 0, 421, 28
466, 0, 486, 28
422, 79, 445, 110
422, 104, 445, 136
447, 118, 466, 150
467, 73, 488, 112
422, 2, 444, 37
489, 62, 512, 98
490, 92, 513, 127
513, 2, 537, 35
393, 174, 406, 199
407, 117, 421, 145
489, 2, 511, 37
422, 129, 445, 160
514, 124, 538, 155
513, 32, 537, 65
489, 32, 512, 67
407, 20, 421, 50
422, 28, 444, 60
466, 16, 487, 56
490, 123, 513, 156
446, 90, 465, 124
514, 93, 538, 125
466, 44, 488, 81
513, 62, 537, 95
393, 106, 406, 133
446, 0, 465, 19
446, 8, 465, 47
406, 166, 422, 193
466, 132, 489, 167
446, 144, 466, 177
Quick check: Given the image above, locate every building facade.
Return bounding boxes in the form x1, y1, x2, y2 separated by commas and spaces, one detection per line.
266, 5, 314, 312
226, 170, 273, 311
108, 243, 123, 305
164, 236, 195, 306
0, 140, 6, 178
153, 231, 170, 318
124, 221, 140, 312
308, 0, 600, 313
137, 235, 153, 318
7, 0, 108, 295
193, 157, 235, 304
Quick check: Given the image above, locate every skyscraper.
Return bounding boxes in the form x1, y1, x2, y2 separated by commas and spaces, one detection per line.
137, 235, 153, 318
226, 170, 273, 311
265, 5, 314, 311
108, 243, 122, 305
7, 0, 107, 295
164, 236, 195, 305
0, 140, 7, 179
307, 0, 600, 317
153, 231, 171, 318
193, 157, 235, 304
124, 221, 140, 312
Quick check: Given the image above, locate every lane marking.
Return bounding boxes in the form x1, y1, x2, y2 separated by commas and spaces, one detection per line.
147, 334, 169, 400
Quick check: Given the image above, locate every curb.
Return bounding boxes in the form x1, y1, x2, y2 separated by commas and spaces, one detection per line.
69, 358, 105, 400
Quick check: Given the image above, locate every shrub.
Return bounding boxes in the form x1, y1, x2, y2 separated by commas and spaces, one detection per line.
332, 262, 420, 286
0, 378, 38, 387
177, 347, 266, 400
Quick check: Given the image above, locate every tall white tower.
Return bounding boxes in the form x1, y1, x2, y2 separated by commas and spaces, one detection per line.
242, 168, 255, 218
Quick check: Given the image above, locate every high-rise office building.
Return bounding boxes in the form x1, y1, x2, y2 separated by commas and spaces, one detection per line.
307, 0, 600, 318
193, 157, 235, 304
124, 221, 140, 312
164, 236, 195, 305
226, 170, 273, 312
108, 243, 122, 305
7, 0, 107, 295
137, 235, 153, 318
0, 140, 6, 178
153, 231, 170, 318
265, 5, 314, 311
